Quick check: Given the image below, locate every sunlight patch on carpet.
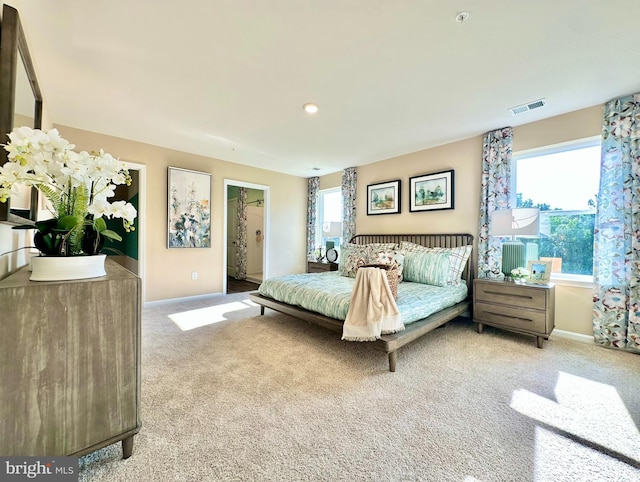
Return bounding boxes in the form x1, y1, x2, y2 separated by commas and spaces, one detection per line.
532, 426, 640, 480
169, 299, 258, 331
510, 371, 640, 467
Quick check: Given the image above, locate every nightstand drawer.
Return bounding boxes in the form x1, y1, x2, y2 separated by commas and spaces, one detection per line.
307, 261, 338, 273
474, 283, 547, 310
474, 301, 547, 333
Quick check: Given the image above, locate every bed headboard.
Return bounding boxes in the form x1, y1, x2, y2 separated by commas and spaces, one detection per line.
349, 233, 475, 294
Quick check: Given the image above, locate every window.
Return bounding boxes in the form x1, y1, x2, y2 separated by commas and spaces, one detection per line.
512, 139, 601, 278
315, 188, 343, 255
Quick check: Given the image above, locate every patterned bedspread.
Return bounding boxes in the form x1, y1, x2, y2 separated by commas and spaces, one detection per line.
258, 271, 468, 325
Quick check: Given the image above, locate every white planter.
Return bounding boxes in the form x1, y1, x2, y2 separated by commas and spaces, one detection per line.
29, 254, 107, 282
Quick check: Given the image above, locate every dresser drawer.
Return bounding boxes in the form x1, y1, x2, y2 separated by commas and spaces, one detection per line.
474, 301, 547, 333
474, 282, 547, 310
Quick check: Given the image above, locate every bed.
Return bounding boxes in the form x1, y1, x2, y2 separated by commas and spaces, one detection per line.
249, 233, 474, 372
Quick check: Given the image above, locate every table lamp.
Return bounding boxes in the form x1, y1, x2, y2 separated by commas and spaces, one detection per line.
491, 208, 540, 277
323, 221, 342, 251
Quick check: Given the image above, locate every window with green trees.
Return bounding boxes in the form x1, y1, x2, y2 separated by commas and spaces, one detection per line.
512, 140, 600, 277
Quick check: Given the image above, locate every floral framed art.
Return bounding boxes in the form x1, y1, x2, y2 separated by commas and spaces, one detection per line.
168, 167, 212, 248
409, 169, 454, 212
367, 179, 401, 215
527, 259, 552, 285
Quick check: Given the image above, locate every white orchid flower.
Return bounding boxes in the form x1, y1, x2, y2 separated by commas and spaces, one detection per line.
1, 127, 137, 254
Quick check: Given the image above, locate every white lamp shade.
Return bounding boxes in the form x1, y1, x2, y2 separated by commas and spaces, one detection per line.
491, 208, 540, 237
323, 221, 342, 238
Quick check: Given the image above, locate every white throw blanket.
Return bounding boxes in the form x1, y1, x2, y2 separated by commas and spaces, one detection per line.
342, 267, 403, 342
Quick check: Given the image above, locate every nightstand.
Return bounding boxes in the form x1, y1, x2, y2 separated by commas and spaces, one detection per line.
473, 279, 555, 348
307, 261, 338, 273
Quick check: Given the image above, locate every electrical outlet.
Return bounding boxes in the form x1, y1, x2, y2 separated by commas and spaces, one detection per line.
191, 272, 198, 280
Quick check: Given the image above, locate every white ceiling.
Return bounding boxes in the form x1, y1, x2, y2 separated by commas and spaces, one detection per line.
14, 0, 640, 177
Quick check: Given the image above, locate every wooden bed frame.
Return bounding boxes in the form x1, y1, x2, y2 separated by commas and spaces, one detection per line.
249, 233, 475, 372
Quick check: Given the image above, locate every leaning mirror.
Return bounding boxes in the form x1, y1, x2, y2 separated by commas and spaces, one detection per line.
0, 4, 43, 224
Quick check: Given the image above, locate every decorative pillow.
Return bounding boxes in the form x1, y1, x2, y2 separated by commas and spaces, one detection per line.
400, 241, 428, 253
445, 245, 472, 283
402, 250, 451, 287
339, 244, 369, 278
339, 243, 399, 278
367, 247, 405, 281
365, 242, 399, 250
400, 241, 472, 285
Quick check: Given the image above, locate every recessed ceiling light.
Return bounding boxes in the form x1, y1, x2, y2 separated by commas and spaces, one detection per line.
303, 103, 319, 114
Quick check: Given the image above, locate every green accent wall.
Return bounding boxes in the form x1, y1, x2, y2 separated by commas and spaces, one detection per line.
105, 192, 139, 260
227, 186, 264, 204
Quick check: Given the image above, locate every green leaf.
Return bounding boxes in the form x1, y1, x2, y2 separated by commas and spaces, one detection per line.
93, 217, 107, 233
100, 229, 122, 242
35, 184, 62, 214
34, 218, 58, 234
57, 214, 82, 230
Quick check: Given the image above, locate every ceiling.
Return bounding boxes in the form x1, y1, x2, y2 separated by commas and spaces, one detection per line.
13, 0, 640, 177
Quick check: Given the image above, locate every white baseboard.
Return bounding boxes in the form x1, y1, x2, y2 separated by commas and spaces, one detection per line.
550, 329, 593, 344
144, 292, 223, 307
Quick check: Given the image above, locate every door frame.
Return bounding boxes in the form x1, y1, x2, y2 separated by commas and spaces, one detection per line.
226, 196, 238, 278
223, 179, 270, 294
123, 161, 146, 302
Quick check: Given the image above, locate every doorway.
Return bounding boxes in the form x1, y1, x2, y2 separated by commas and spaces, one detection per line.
111, 162, 146, 301
223, 179, 269, 294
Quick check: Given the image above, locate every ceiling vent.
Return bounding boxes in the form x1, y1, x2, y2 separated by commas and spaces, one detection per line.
509, 98, 546, 116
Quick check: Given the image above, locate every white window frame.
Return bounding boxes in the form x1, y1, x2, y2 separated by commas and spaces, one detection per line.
511, 136, 600, 287
315, 187, 342, 250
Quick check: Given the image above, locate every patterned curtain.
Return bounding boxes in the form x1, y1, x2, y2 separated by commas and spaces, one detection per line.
342, 167, 357, 243
235, 187, 247, 280
307, 177, 319, 260
593, 93, 640, 353
477, 127, 513, 279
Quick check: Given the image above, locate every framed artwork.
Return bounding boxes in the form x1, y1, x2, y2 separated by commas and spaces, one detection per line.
367, 179, 401, 215
527, 259, 552, 284
409, 169, 454, 212
168, 167, 212, 248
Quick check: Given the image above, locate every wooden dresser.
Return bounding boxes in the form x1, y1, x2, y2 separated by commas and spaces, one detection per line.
473, 278, 555, 348
0, 260, 141, 458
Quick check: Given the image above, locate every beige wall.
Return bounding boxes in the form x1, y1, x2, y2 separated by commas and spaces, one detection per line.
512, 105, 602, 152
0, 100, 602, 332
319, 171, 342, 191
0, 0, 599, 333
319, 104, 603, 336
356, 136, 483, 237
50, 125, 307, 302
0, 119, 307, 300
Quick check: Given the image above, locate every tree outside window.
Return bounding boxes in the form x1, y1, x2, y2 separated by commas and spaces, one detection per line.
513, 142, 600, 277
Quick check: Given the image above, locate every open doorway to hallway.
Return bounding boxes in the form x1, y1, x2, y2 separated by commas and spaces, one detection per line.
224, 180, 269, 294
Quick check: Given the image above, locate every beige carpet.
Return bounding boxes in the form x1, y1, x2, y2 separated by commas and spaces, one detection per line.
78, 293, 640, 481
